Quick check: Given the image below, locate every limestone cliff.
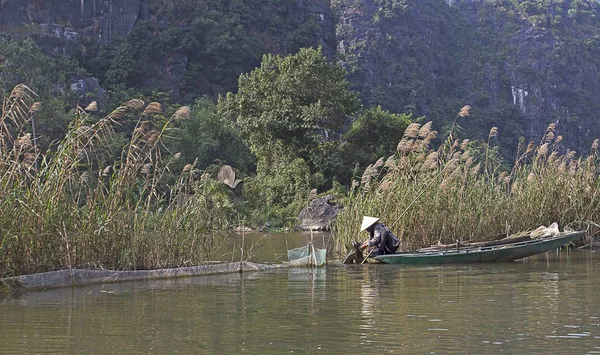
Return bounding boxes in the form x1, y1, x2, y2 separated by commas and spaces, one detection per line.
0, 0, 335, 100
2, 0, 600, 152
334, 0, 600, 152
0, 0, 144, 42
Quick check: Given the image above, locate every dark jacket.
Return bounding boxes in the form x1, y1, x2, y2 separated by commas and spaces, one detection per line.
367, 223, 401, 254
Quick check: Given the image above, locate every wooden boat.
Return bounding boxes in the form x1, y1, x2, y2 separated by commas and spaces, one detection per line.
374, 231, 585, 265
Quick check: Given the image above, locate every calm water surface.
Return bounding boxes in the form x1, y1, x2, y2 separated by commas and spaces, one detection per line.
2, 238, 600, 354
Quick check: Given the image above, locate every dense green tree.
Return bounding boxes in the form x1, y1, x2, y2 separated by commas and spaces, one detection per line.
168, 98, 253, 173
218, 47, 361, 168
0, 38, 82, 97
343, 106, 413, 168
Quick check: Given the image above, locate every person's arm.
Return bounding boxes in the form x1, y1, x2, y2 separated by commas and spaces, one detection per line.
360, 229, 377, 250
367, 230, 382, 247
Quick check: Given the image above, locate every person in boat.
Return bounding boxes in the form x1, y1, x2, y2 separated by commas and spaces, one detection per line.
355, 216, 400, 257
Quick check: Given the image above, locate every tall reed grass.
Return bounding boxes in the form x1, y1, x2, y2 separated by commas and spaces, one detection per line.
334, 109, 600, 255
0, 85, 234, 278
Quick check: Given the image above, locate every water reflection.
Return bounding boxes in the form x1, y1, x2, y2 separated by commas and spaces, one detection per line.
2, 251, 600, 354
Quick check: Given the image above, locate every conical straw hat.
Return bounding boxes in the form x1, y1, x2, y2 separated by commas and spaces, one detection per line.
361, 216, 380, 231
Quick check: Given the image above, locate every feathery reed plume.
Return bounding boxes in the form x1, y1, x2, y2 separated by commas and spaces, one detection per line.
527, 172, 535, 181
545, 131, 555, 142
526, 141, 535, 155
464, 156, 474, 168
458, 105, 471, 117
361, 164, 373, 185
416, 152, 426, 163
587, 156, 595, 166
10, 84, 29, 100
102, 166, 112, 176
548, 151, 559, 164
569, 160, 578, 175
488, 127, 499, 139
460, 139, 470, 151
449, 166, 461, 179
538, 143, 549, 157
451, 139, 461, 151
397, 138, 414, 154
592, 139, 599, 151
373, 157, 384, 170
555, 135, 563, 144
85, 101, 98, 112
362, 159, 385, 185
15, 133, 32, 150
423, 131, 438, 147
511, 181, 519, 194
143, 102, 163, 115
565, 150, 577, 161
470, 163, 480, 176
182, 164, 192, 174
29, 102, 42, 114
173, 152, 181, 160
384, 155, 396, 169
125, 99, 145, 110
558, 161, 567, 173
403, 123, 421, 139
418, 121, 433, 139
351, 179, 359, 190
446, 159, 458, 173
421, 152, 439, 171
173, 106, 191, 120
498, 171, 508, 183
379, 180, 393, 191
546, 123, 556, 132
135, 121, 152, 134
411, 140, 424, 152
143, 130, 160, 145
79, 171, 90, 183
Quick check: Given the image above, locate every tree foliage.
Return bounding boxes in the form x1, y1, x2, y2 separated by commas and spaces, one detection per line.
218, 47, 361, 167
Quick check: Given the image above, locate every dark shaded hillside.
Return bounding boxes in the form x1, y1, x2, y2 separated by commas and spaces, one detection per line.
335, 0, 600, 153
0, 0, 335, 100
2, 0, 600, 152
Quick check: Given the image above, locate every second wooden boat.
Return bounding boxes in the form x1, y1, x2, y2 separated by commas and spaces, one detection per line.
373, 231, 584, 265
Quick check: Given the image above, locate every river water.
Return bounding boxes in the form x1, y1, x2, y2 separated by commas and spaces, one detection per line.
1, 234, 600, 354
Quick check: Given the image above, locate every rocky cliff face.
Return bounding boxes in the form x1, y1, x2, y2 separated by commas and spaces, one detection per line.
0, 0, 335, 100
0, 0, 145, 42
2, 0, 600, 152
334, 0, 600, 152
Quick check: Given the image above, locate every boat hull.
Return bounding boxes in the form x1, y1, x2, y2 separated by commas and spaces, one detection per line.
374, 231, 585, 265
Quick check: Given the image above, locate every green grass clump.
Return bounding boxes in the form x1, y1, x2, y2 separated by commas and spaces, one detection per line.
0, 85, 234, 278
334, 111, 600, 256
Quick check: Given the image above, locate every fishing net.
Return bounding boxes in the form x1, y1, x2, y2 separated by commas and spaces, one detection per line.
287, 244, 326, 267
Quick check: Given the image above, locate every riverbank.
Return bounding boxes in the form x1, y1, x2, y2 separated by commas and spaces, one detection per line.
0, 262, 287, 295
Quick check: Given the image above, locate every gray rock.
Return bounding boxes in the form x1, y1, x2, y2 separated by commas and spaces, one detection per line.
298, 195, 340, 231
70, 77, 106, 101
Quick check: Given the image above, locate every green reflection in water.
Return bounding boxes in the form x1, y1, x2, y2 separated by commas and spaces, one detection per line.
2, 250, 600, 354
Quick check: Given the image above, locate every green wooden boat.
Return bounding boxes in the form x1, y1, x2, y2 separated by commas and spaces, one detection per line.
374, 231, 585, 265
